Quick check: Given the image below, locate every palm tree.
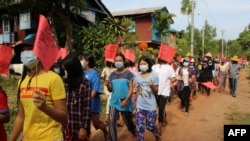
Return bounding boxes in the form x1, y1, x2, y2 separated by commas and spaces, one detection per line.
180, 0, 192, 26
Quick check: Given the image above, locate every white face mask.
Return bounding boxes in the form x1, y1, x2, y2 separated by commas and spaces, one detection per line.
114, 61, 124, 69
20, 50, 39, 69
80, 61, 85, 69
139, 65, 149, 72
183, 62, 189, 67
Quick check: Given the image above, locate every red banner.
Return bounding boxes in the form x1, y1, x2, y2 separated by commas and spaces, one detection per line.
177, 55, 182, 62
201, 82, 217, 90
0, 45, 12, 75
158, 44, 176, 63
105, 44, 118, 63
33, 15, 59, 72
125, 49, 135, 62
57, 48, 68, 60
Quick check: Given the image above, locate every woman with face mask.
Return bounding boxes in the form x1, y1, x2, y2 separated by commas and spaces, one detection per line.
9, 34, 67, 141
105, 53, 136, 141
135, 56, 161, 141
177, 58, 195, 116
79, 54, 109, 140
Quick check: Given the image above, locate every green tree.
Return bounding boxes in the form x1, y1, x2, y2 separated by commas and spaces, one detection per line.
180, 0, 192, 25
227, 40, 243, 57
152, 9, 175, 36
237, 29, 250, 50
77, 17, 135, 72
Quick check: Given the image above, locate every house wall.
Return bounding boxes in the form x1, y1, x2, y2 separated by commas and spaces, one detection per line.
134, 15, 152, 42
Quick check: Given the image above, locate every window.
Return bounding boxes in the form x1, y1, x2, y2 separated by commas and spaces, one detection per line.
2, 19, 10, 33
129, 21, 136, 33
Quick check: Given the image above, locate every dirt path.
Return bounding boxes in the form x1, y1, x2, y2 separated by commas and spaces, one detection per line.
90, 68, 250, 141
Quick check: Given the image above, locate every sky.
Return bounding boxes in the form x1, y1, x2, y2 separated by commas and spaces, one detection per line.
102, 0, 250, 40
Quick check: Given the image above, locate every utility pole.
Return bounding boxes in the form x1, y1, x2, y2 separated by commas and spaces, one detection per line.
190, 0, 195, 56
202, 25, 205, 56
221, 30, 224, 56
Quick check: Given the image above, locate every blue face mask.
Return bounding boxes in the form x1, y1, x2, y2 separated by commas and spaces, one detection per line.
20, 50, 39, 69
139, 65, 149, 72
114, 61, 124, 69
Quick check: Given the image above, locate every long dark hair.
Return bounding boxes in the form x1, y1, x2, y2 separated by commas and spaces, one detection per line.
62, 54, 83, 92
17, 66, 29, 104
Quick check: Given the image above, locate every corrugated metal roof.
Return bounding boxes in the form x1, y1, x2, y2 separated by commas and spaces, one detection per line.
112, 6, 166, 16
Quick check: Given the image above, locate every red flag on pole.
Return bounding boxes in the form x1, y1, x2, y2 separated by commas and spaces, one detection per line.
125, 49, 135, 62
177, 55, 182, 62
201, 82, 217, 90
105, 44, 118, 63
57, 48, 68, 60
0, 45, 12, 75
158, 44, 176, 63
33, 14, 59, 72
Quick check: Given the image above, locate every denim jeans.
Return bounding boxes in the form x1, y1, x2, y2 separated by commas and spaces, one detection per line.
229, 78, 238, 95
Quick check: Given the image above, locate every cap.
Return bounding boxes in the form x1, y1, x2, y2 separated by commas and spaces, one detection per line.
11, 34, 36, 64
14, 34, 36, 54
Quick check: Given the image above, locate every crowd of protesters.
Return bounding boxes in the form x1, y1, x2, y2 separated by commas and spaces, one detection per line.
0, 33, 247, 141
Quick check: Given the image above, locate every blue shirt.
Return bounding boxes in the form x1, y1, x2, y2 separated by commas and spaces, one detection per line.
135, 72, 159, 111
108, 70, 134, 112
84, 69, 102, 112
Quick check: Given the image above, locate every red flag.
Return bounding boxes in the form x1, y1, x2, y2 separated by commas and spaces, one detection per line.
57, 48, 68, 60
33, 15, 59, 72
125, 49, 135, 62
158, 44, 176, 63
105, 44, 118, 63
177, 55, 182, 62
201, 82, 217, 90
0, 45, 12, 75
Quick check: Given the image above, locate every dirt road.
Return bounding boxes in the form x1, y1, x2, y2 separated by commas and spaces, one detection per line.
90, 68, 250, 141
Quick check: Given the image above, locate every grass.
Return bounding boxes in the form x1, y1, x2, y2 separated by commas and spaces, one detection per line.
225, 112, 250, 124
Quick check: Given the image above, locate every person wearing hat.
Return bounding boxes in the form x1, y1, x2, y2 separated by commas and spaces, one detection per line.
228, 56, 241, 97
9, 34, 67, 141
199, 52, 215, 96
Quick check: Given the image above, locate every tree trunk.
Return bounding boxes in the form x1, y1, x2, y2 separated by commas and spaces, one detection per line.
51, 4, 73, 53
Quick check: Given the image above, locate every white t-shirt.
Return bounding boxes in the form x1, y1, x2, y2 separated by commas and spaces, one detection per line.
152, 64, 175, 96
182, 69, 189, 86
